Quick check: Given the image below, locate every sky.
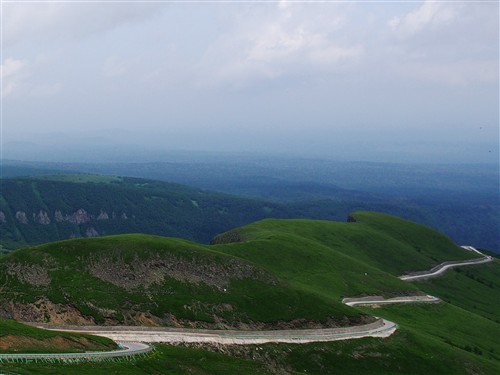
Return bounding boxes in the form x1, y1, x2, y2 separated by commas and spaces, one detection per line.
1, 0, 499, 163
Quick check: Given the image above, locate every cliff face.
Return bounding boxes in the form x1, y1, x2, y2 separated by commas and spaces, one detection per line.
6, 209, 117, 226
1, 207, 128, 245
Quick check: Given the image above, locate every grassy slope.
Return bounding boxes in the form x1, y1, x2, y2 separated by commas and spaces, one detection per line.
1, 212, 498, 374
0, 344, 273, 375
212, 212, 480, 300
418, 260, 500, 323
352, 303, 500, 375
0, 234, 358, 327
0, 318, 116, 353
220, 211, 479, 273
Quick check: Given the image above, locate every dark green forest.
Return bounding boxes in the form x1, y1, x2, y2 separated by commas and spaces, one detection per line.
1, 165, 498, 253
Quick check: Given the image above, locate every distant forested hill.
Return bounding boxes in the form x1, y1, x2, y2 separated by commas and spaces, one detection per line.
0, 175, 295, 251
0, 170, 498, 253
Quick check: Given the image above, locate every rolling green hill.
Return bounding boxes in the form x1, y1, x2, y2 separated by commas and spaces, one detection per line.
0, 233, 362, 328
0, 212, 498, 375
212, 212, 481, 298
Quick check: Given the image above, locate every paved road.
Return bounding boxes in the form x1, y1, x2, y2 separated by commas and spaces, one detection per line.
3, 245, 493, 360
343, 294, 440, 306
0, 341, 152, 363
399, 246, 493, 281
37, 318, 397, 345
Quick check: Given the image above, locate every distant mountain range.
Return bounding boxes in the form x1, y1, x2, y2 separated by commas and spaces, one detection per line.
1, 168, 498, 253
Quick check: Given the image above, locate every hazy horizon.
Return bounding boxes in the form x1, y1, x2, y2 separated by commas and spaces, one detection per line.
2, 1, 499, 164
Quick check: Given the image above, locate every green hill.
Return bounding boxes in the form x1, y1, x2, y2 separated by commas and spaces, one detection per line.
0, 212, 498, 375
211, 212, 480, 298
0, 234, 362, 329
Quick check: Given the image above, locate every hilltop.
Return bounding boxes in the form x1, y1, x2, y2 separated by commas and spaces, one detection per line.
0, 212, 482, 327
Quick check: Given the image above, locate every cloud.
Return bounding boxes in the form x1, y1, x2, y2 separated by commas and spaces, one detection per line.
196, 3, 359, 89
1, 58, 27, 78
3, 2, 167, 46
1, 55, 64, 99
385, 1, 498, 86
1, 58, 28, 98
388, 1, 460, 35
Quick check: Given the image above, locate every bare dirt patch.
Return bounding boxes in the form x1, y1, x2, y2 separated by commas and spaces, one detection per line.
88, 252, 278, 290
0, 298, 96, 325
4, 262, 51, 286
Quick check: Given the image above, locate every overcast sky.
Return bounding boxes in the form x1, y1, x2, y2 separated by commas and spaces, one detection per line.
1, 0, 499, 163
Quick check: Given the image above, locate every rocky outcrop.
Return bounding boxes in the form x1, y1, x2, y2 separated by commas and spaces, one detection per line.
0, 298, 96, 325
97, 210, 109, 220
85, 227, 99, 238
15, 211, 28, 224
54, 210, 64, 222
88, 253, 278, 291
4, 262, 51, 286
66, 209, 92, 224
34, 210, 51, 225
210, 230, 248, 245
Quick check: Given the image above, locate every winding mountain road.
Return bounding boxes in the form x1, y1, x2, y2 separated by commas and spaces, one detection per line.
399, 246, 493, 281
343, 294, 440, 307
34, 318, 397, 345
0, 341, 152, 363
2, 245, 494, 362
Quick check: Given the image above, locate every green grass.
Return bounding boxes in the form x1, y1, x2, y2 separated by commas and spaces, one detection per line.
1, 212, 498, 374
216, 212, 480, 275
361, 303, 499, 361
418, 260, 500, 322
212, 212, 477, 301
0, 344, 273, 375
0, 318, 116, 353
215, 231, 420, 300
1, 331, 498, 375
0, 212, 488, 327
0, 234, 360, 327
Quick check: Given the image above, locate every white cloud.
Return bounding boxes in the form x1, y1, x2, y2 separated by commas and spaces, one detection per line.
1, 55, 65, 99
197, 3, 357, 89
1, 58, 27, 78
388, 0, 460, 35
3, 2, 167, 46
385, 1, 498, 86
1, 58, 28, 98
